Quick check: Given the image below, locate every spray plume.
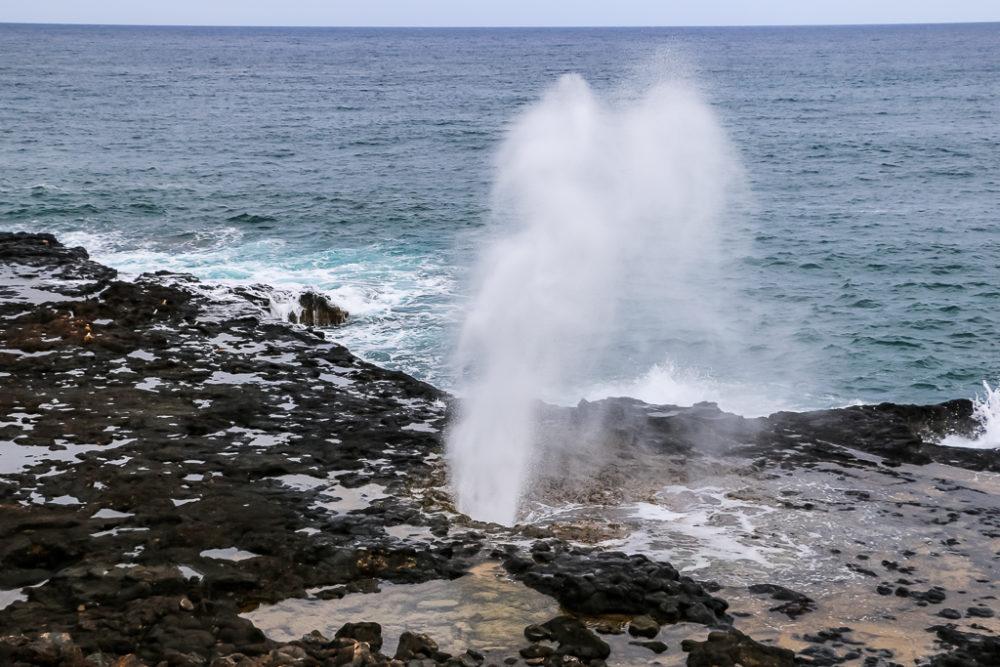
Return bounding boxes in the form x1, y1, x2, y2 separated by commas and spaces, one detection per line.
447, 72, 740, 525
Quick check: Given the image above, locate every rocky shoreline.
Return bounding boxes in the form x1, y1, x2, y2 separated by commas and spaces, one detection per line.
1, 232, 998, 666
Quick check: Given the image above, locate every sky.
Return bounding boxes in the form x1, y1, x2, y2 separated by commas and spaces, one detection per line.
2, 0, 998, 27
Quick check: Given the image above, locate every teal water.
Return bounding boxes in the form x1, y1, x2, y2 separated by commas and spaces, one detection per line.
1, 23, 998, 414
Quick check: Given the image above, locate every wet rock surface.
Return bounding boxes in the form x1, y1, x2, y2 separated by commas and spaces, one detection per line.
523, 396, 1000, 665
504, 546, 729, 626
2, 233, 999, 666
0, 233, 461, 665
681, 629, 796, 667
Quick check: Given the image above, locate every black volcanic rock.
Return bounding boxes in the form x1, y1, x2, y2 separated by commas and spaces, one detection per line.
747, 583, 816, 619
0, 231, 116, 287
626, 614, 659, 638
930, 625, 1000, 666
0, 233, 459, 664
504, 546, 730, 626
2, 233, 998, 667
394, 631, 439, 660
336, 621, 384, 652
539, 616, 610, 661
294, 290, 349, 326
682, 629, 796, 667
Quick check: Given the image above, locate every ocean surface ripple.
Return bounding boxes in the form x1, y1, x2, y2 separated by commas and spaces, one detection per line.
1, 22, 998, 414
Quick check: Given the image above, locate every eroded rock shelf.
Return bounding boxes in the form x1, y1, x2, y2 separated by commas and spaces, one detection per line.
1, 232, 998, 667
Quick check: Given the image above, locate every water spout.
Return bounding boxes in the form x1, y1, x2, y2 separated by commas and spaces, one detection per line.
447, 72, 739, 524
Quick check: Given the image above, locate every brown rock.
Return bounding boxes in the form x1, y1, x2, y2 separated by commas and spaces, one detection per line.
293, 292, 348, 327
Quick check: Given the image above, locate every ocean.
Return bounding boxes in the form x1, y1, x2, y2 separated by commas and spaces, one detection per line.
2, 21, 998, 416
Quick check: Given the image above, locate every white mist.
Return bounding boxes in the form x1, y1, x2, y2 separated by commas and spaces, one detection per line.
447, 73, 741, 525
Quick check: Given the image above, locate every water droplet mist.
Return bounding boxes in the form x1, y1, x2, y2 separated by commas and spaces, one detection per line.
447, 72, 742, 525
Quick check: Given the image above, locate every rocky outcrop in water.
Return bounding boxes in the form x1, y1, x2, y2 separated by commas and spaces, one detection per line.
1, 232, 998, 666
293, 291, 349, 327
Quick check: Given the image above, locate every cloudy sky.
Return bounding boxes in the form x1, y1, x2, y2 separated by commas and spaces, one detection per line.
3, 0, 998, 27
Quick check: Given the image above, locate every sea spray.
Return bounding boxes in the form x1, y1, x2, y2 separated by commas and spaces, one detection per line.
941, 380, 1000, 449
447, 73, 741, 524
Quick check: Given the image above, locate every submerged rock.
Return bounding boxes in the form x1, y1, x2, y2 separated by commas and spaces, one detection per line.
747, 583, 816, 619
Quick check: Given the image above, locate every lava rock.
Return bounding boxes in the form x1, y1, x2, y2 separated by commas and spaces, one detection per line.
336, 621, 383, 652
519, 643, 554, 659
504, 548, 729, 626
682, 629, 796, 667
629, 640, 667, 654
294, 291, 348, 326
540, 616, 611, 661
524, 624, 552, 642
0, 232, 117, 290
626, 614, 659, 638
394, 632, 439, 661
747, 583, 817, 619
967, 606, 995, 618
912, 588, 947, 605
930, 625, 1000, 666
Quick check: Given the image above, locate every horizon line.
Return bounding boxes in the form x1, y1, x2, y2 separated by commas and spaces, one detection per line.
2, 20, 998, 30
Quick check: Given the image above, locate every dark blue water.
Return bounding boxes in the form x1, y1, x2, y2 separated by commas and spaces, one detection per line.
1, 22, 998, 413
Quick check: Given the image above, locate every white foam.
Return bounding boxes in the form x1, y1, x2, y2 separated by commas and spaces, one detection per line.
91, 526, 150, 538
580, 359, 800, 417
223, 427, 289, 448
314, 482, 389, 513
46, 227, 459, 387
0, 588, 27, 610
0, 440, 107, 475
269, 474, 328, 492
401, 422, 439, 433
940, 380, 1000, 449
135, 377, 163, 392
200, 547, 261, 562
0, 265, 83, 306
318, 373, 354, 388
206, 371, 271, 385
209, 332, 267, 355
0, 412, 39, 430
91, 508, 134, 519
